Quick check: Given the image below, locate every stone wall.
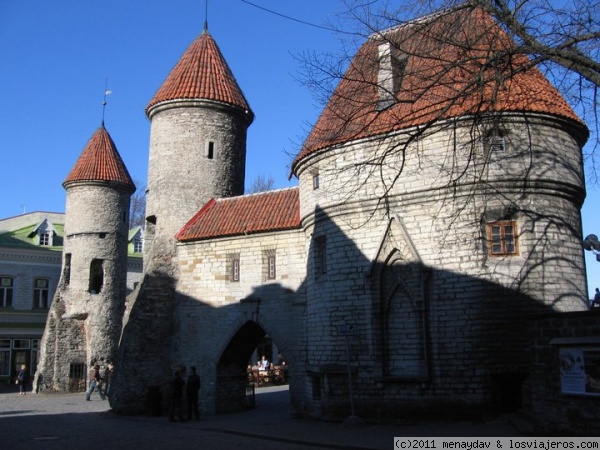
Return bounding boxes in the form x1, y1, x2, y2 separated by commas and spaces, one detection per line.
531, 310, 600, 436
293, 114, 587, 419
173, 228, 307, 415
146, 104, 249, 240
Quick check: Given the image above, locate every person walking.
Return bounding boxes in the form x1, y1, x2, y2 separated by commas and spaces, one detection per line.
169, 368, 185, 422
85, 363, 105, 401
16, 364, 30, 395
186, 366, 201, 420
103, 361, 114, 398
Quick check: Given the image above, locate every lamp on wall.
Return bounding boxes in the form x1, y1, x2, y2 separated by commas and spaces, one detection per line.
583, 234, 600, 261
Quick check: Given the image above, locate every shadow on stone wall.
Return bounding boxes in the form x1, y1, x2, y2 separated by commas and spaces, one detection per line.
109, 205, 590, 425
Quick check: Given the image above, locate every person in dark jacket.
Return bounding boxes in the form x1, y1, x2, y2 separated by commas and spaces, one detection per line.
16, 364, 30, 395
169, 369, 185, 422
186, 366, 201, 420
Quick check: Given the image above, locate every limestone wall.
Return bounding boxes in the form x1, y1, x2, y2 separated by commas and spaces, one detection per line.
173, 228, 306, 415
293, 113, 587, 418
531, 311, 600, 436
146, 105, 248, 239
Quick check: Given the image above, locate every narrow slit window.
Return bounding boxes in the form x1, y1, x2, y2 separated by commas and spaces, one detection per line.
63, 254, 71, 286
268, 255, 276, 279
232, 258, 240, 282
207, 141, 215, 160
315, 236, 327, 276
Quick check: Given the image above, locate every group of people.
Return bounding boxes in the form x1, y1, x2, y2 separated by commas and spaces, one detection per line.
85, 361, 114, 401
169, 365, 201, 422
248, 354, 288, 386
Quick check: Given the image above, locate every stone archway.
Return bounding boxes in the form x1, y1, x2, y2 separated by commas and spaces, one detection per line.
215, 320, 267, 414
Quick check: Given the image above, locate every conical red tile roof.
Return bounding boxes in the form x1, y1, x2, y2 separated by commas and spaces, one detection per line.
146, 30, 253, 120
63, 124, 135, 192
292, 6, 587, 172
176, 187, 300, 242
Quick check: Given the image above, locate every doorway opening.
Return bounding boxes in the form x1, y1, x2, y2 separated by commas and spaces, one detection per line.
215, 321, 289, 414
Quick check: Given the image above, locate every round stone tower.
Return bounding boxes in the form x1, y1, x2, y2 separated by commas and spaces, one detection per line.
59, 123, 134, 364
36, 123, 135, 391
144, 25, 254, 246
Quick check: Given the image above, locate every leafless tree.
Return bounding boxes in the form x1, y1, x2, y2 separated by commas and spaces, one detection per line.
297, 0, 599, 183
290, 0, 596, 283
129, 180, 146, 229
247, 173, 275, 194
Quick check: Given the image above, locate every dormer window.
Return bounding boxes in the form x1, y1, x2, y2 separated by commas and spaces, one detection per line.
39, 232, 51, 246
31, 218, 56, 246
133, 238, 143, 253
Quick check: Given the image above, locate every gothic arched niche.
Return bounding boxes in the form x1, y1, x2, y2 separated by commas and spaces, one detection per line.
375, 218, 430, 381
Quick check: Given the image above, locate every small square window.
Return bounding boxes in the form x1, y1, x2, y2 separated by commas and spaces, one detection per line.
483, 129, 508, 155
487, 135, 505, 153
133, 238, 143, 253
487, 221, 518, 256
39, 232, 51, 246
13, 339, 30, 349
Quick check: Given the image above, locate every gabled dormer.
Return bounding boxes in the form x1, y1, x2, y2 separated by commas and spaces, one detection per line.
29, 218, 58, 247
128, 226, 144, 254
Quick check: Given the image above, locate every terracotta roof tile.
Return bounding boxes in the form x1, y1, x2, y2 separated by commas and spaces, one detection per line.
292, 6, 587, 172
63, 124, 135, 192
176, 187, 300, 242
146, 31, 253, 119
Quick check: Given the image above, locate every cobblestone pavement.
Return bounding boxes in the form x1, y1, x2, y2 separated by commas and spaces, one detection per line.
0, 385, 523, 450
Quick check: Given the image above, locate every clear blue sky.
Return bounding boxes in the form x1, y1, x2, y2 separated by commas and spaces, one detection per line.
2, 0, 599, 297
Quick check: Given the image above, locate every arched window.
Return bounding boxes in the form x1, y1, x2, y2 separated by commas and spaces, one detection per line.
89, 259, 104, 294
380, 252, 428, 379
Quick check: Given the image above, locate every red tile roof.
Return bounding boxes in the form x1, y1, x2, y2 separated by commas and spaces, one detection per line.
146, 30, 253, 120
292, 6, 587, 172
63, 124, 135, 192
176, 187, 300, 242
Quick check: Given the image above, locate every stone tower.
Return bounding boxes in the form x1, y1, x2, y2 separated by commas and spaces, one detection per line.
144, 25, 254, 246
111, 25, 253, 413
35, 124, 135, 391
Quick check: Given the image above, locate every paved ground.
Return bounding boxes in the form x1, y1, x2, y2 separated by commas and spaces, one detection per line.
0, 385, 524, 450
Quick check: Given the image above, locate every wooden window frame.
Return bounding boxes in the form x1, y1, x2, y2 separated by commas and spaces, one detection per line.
487, 221, 518, 256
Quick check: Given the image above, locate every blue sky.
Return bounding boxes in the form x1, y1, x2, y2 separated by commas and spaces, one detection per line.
2, 0, 599, 297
